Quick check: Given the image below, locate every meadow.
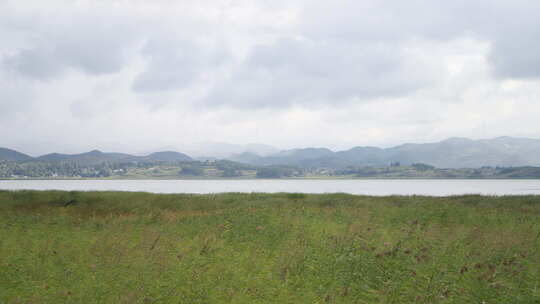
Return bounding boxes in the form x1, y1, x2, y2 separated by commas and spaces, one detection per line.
1, 190, 539, 303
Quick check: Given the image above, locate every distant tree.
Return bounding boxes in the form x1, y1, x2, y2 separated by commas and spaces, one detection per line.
222, 168, 241, 177
179, 165, 203, 176
256, 167, 283, 178
412, 163, 435, 171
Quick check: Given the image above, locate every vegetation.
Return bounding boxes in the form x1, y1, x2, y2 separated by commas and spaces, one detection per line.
0, 160, 257, 179
332, 164, 540, 179
1, 191, 540, 303
255, 166, 301, 178
3, 158, 540, 179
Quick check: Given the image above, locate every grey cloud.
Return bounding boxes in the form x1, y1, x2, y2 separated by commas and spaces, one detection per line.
202, 0, 540, 108
4, 47, 63, 79
490, 39, 540, 79
0, 73, 34, 120
205, 38, 436, 108
298, 0, 540, 80
132, 38, 229, 93
54, 23, 138, 75
1, 8, 140, 79
481, 1, 540, 79
2, 0, 540, 156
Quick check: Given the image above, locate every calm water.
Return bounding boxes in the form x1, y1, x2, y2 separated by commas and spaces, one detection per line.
1, 179, 540, 196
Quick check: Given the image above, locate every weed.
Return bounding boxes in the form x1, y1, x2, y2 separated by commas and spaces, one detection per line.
0, 191, 539, 303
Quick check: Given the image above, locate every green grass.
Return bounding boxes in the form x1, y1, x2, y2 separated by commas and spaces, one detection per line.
1, 191, 540, 303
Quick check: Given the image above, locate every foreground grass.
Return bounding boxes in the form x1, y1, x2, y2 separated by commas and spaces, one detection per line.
1, 191, 540, 303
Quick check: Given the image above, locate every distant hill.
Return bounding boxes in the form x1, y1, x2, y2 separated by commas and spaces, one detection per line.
37, 150, 135, 165
4, 136, 540, 168
0, 147, 33, 162
2, 149, 194, 165
230, 137, 540, 168
228, 152, 264, 164
182, 142, 279, 158
335, 146, 385, 166
252, 148, 335, 166
382, 137, 540, 168
142, 151, 192, 162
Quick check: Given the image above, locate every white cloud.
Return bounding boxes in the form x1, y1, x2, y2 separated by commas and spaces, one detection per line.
1, 0, 540, 155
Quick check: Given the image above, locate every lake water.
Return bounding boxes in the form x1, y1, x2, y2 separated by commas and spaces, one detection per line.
1, 179, 540, 196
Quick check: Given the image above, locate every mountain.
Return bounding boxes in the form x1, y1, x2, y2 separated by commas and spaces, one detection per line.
335, 146, 385, 165
0, 147, 33, 162
382, 137, 540, 168
4, 136, 540, 168
36, 150, 192, 164
235, 148, 335, 166
243, 144, 280, 156
182, 142, 279, 158
37, 150, 135, 164
228, 152, 264, 164
232, 137, 540, 168
142, 151, 192, 162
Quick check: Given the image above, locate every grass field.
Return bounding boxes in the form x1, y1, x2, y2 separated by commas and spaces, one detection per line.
1, 191, 540, 303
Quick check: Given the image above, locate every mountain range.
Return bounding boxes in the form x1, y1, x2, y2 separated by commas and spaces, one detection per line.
168, 142, 279, 159
228, 137, 540, 168
0, 148, 192, 165
2, 136, 540, 168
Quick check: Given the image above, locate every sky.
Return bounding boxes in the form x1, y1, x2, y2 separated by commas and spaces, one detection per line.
1, 0, 540, 156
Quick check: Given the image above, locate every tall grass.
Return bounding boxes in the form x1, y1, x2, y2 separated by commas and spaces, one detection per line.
1, 190, 539, 303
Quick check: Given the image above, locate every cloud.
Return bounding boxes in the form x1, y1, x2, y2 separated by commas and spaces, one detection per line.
0, 72, 34, 120
295, 0, 540, 80
459, 0, 540, 79
1, 0, 540, 155
489, 32, 540, 79
132, 37, 230, 93
0, 3, 141, 79
205, 37, 439, 108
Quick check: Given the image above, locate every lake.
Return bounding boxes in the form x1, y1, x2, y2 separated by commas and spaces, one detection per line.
1, 179, 540, 196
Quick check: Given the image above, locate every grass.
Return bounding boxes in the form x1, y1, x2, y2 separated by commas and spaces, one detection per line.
1, 191, 540, 303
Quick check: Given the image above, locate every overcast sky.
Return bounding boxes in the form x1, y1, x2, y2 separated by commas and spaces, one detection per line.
1, 0, 540, 156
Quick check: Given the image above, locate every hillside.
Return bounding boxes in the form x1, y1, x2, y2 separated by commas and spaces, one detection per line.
0, 147, 33, 162
4, 136, 540, 169
231, 137, 540, 168
37, 150, 135, 164
30, 150, 193, 164
142, 151, 192, 162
